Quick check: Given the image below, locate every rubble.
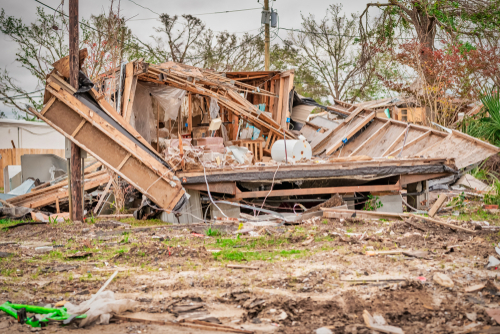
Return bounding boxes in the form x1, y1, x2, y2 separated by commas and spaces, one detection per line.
2, 52, 500, 334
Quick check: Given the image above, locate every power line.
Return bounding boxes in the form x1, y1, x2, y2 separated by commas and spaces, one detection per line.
126, 0, 261, 19
129, 8, 262, 21
127, 0, 160, 16
278, 27, 416, 40
195, 7, 262, 16
34, 0, 98, 32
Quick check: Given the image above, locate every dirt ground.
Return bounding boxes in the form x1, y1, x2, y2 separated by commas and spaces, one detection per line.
2, 204, 500, 333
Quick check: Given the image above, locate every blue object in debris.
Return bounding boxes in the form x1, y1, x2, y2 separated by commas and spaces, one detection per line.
342, 138, 348, 144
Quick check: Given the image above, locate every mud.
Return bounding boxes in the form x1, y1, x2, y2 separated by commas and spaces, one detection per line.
1, 206, 500, 333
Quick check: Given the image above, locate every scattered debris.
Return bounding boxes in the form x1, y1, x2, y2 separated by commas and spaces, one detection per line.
433, 273, 454, 288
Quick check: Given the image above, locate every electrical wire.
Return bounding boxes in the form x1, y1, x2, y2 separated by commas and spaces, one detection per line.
128, 7, 262, 20
126, 0, 160, 15
278, 27, 416, 40
34, 0, 98, 32
203, 164, 228, 219
258, 163, 280, 214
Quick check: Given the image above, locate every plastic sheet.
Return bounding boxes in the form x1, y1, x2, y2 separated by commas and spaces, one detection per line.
209, 97, 220, 119
142, 82, 186, 121
64, 291, 138, 327
130, 82, 154, 143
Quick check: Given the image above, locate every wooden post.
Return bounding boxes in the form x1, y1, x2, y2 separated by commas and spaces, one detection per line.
232, 113, 239, 141
69, 0, 83, 221
178, 105, 182, 135
156, 101, 160, 152
264, 0, 270, 71
187, 92, 192, 134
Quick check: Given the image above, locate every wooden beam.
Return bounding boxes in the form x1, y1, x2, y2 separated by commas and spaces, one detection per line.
325, 112, 375, 155
348, 120, 390, 157
400, 173, 450, 186
381, 125, 410, 157
409, 214, 476, 233
428, 193, 447, 217
187, 92, 192, 133
235, 181, 400, 199
117, 153, 131, 171
156, 101, 160, 152
275, 77, 284, 126
41, 97, 56, 116
71, 119, 86, 137
121, 62, 134, 117
29, 174, 109, 209
184, 182, 237, 195
386, 130, 431, 157
35, 80, 185, 212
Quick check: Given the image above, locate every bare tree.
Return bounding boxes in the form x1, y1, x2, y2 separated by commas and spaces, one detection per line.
193, 30, 263, 71
82, 2, 133, 80
139, 14, 205, 64
290, 4, 381, 102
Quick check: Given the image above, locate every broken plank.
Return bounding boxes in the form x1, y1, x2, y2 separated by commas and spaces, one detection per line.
386, 130, 432, 157
37, 80, 185, 211
428, 194, 447, 217
381, 125, 410, 157
94, 178, 113, 215
409, 214, 476, 233
226, 264, 259, 270
121, 62, 135, 117
113, 315, 253, 333
348, 119, 391, 157
325, 113, 375, 156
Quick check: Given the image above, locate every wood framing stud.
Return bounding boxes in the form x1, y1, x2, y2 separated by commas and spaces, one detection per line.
71, 119, 86, 137
117, 153, 132, 171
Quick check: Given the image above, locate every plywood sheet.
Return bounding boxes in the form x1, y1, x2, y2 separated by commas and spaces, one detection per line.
416, 133, 498, 169
314, 114, 374, 155
399, 133, 442, 157
355, 124, 406, 157
337, 119, 387, 157
35, 80, 185, 212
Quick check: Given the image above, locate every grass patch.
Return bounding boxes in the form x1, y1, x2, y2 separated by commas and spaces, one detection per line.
118, 217, 168, 227
205, 227, 223, 237
213, 249, 304, 262
452, 208, 500, 224
0, 219, 20, 229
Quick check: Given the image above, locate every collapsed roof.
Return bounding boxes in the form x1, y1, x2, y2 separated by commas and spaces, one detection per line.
27, 53, 500, 213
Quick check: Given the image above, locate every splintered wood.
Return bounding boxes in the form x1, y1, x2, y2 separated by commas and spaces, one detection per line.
35, 72, 186, 212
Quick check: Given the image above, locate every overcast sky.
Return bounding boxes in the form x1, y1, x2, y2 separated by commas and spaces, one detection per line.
0, 0, 373, 117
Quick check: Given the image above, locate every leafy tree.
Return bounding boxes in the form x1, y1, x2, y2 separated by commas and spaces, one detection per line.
463, 87, 500, 146
0, 3, 134, 117
0, 7, 68, 117
361, 0, 500, 76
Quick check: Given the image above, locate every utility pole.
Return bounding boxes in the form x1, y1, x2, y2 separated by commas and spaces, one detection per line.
264, 0, 270, 71
69, 0, 83, 221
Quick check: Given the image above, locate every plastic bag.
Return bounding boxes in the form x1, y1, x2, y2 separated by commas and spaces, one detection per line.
64, 291, 138, 327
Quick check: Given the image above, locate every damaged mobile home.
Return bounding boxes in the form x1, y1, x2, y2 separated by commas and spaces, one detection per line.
9, 52, 500, 220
